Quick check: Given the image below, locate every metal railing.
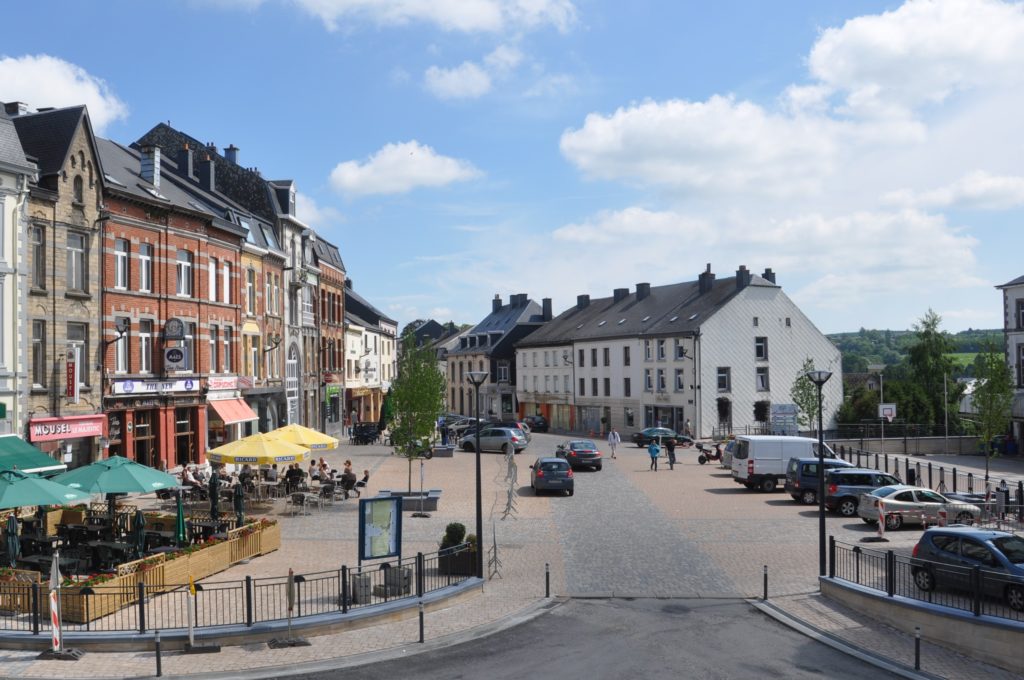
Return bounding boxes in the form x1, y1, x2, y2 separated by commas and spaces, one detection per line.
0, 544, 474, 635
830, 538, 1024, 623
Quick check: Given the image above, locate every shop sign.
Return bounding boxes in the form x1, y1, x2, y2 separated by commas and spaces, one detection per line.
30, 415, 105, 442
112, 379, 198, 395
164, 347, 188, 371
208, 376, 238, 390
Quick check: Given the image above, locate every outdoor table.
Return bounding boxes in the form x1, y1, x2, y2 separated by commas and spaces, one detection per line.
188, 520, 227, 541
30, 535, 63, 555
18, 554, 79, 574
87, 540, 134, 566
144, 530, 175, 549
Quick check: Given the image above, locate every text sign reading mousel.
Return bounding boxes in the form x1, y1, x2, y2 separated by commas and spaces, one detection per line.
29, 415, 105, 442
112, 379, 198, 395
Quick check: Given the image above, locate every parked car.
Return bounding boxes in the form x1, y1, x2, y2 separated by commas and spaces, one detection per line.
784, 457, 854, 504
911, 526, 1024, 610
556, 440, 603, 471
857, 485, 981, 529
824, 468, 902, 517
731, 435, 838, 492
494, 420, 532, 441
529, 457, 574, 496
459, 427, 528, 454
523, 415, 549, 433
448, 418, 484, 436
631, 428, 693, 447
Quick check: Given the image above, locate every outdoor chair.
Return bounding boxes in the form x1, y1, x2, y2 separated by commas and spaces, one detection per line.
286, 493, 310, 516
319, 484, 335, 507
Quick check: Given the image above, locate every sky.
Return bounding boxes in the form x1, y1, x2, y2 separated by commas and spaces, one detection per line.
2, 0, 1022, 334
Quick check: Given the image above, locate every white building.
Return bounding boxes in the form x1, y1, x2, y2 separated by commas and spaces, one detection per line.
516, 265, 842, 439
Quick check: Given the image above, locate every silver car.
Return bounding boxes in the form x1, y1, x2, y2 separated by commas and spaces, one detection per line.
459, 427, 528, 454
857, 485, 981, 530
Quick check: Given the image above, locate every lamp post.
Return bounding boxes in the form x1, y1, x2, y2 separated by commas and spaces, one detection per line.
466, 370, 488, 579
806, 369, 832, 577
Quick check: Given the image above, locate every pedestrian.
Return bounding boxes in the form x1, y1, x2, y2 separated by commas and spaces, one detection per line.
684, 418, 693, 438
607, 428, 620, 459
998, 479, 1009, 519
665, 438, 677, 470
648, 440, 660, 471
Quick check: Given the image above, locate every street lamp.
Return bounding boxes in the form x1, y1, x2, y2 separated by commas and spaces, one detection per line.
466, 370, 488, 579
806, 369, 832, 577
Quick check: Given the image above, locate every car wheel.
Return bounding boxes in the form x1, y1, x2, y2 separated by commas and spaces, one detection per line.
884, 513, 903, 530
837, 498, 858, 517
799, 489, 817, 505
912, 567, 936, 592
567, 488, 574, 496
759, 477, 777, 493
1006, 584, 1024, 611
595, 463, 602, 471
463, 442, 475, 452
954, 511, 974, 525
501, 443, 511, 455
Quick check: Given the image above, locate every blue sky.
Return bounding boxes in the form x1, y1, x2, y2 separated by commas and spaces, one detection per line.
3, 0, 1022, 334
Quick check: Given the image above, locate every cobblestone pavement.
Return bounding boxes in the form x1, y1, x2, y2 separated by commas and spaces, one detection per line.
0, 434, 1020, 679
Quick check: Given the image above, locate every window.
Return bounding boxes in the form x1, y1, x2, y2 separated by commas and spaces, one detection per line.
265, 276, 272, 315
657, 369, 666, 391
785, 317, 791, 327
756, 366, 769, 391
624, 407, 635, 427
1018, 300, 1024, 329
603, 377, 611, 397
208, 256, 217, 301
224, 327, 232, 373
67, 232, 87, 292
644, 340, 651, 361
113, 239, 129, 289
222, 261, 231, 304
579, 378, 585, 396
533, 376, 538, 392
67, 322, 89, 387
183, 322, 195, 371
753, 317, 759, 327
755, 337, 768, 360
592, 377, 598, 396
623, 346, 630, 366
273, 275, 280, 315
674, 339, 686, 360
209, 325, 219, 373
521, 353, 527, 367
623, 377, 631, 397
675, 368, 684, 391
114, 317, 130, 373
717, 367, 731, 391
246, 269, 256, 314
544, 376, 550, 392
591, 348, 597, 366
139, 244, 153, 292
564, 375, 570, 393
139, 320, 152, 374
544, 351, 549, 367
497, 361, 509, 382
31, 226, 45, 289
578, 349, 585, 367
603, 347, 610, 366
177, 250, 193, 296
31, 320, 46, 387
644, 369, 652, 391
73, 175, 84, 203
657, 339, 666, 360
532, 351, 537, 367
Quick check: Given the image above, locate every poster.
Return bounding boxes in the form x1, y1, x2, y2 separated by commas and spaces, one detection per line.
358, 497, 402, 561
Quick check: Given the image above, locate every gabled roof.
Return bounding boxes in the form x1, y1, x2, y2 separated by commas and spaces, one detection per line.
10, 106, 89, 178
345, 286, 397, 327
996, 275, 1024, 289
0, 116, 32, 173
313, 238, 346, 273
449, 296, 542, 356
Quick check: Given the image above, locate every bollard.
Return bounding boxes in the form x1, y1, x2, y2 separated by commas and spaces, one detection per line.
155, 630, 162, 677
762, 565, 768, 600
914, 627, 921, 670
418, 602, 425, 643
953, 468, 958, 494
545, 562, 550, 598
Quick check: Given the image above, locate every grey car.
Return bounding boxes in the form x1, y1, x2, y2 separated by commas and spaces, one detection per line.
911, 527, 1024, 610
824, 468, 902, 517
857, 485, 981, 529
529, 457, 574, 496
459, 427, 528, 454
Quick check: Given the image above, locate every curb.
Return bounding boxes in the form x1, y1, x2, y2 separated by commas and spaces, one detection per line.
750, 599, 942, 680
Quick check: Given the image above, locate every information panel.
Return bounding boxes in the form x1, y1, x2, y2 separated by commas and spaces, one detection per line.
358, 497, 402, 562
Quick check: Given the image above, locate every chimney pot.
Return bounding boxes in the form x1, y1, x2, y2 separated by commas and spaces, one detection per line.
735, 265, 751, 290
176, 144, 194, 179
698, 263, 716, 294
636, 283, 651, 300
613, 287, 629, 303
542, 298, 553, 321
199, 156, 215, 192
577, 294, 590, 310
3, 101, 28, 116
225, 144, 239, 165
492, 294, 502, 314
762, 268, 776, 284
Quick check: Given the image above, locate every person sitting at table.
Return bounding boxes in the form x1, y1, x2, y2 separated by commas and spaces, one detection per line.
308, 460, 319, 482
266, 463, 279, 482
182, 466, 200, 488
285, 464, 302, 493
340, 467, 358, 499
319, 461, 331, 481
354, 469, 370, 496
239, 464, 256, 492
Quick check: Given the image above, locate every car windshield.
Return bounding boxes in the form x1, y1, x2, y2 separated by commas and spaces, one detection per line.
993, 536, 1024, 563
874, 486, 903, 497
539, 461, 568, 472
570, 441, 597, 450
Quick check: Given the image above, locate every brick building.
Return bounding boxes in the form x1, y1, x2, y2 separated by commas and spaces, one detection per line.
314, 239, 346, 439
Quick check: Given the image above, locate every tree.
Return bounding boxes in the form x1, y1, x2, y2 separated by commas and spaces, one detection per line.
389, 333, 446, 493
791, 358, 825, 434
907, 309, 957, 425
972, 342, 1015, 479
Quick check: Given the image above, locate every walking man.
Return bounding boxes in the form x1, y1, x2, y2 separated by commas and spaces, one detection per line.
607, 428, 621, 459
648, 440, 660, 471
665, 438, 677, 470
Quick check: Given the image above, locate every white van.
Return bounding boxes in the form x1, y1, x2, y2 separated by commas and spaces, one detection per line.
731, 435, 836, 492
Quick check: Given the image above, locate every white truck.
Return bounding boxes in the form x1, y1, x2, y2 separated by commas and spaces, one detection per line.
730, 435, 837, 492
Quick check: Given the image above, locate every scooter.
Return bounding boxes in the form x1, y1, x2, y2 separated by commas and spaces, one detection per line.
696, 442, 723, 465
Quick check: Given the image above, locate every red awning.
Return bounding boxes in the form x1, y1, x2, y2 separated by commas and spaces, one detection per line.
208, 398, 259, 425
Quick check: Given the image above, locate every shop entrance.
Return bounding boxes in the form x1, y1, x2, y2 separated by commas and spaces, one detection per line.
175, 407, 197, 467
134, 410, 157, 468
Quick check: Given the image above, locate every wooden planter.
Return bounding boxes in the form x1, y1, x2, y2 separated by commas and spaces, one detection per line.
188, 541, 231, 581
259, 522, 281, 553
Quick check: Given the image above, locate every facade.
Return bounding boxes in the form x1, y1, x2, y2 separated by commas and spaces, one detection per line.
344, 282, 397, 426
0, 111, 35, 435
12, 105, 107, 469
996, 275, 1024, 442
314, 239, 347, 439
517, 266, 842, 439
447, 294, 547, 420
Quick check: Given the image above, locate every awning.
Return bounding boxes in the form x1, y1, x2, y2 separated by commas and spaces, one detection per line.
0, 436, 68, 475
208, 398, 259, 425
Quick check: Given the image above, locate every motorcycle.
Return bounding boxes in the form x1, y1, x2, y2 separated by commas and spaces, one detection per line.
696, 442, 723, 465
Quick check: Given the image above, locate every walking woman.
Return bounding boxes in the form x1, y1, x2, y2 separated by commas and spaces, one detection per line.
607, 429, 621, 459
648, 440, 660, 471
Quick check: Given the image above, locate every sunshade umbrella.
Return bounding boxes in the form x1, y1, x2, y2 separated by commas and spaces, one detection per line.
131, 509, 146, 560
0, 469, 91, 510
378, 390, 394, 432
174, 492, 187, 547
267, 424, 338, 451
208, 432, 313, 464
209, 471, 220, 524
232, 484, 245, 527
51, 456, 179, 495
4, 514, 19, 568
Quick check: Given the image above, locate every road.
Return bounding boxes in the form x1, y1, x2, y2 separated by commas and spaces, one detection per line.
306, 598, 896, 680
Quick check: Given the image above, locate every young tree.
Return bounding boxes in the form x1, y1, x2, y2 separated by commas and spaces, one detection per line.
907, 309, 958, 425
389, 333, 446, 493
972, 342, 1015, 480
791, 358, 825, 435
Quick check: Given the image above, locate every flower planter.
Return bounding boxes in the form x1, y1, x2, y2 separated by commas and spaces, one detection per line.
437, 550, 476, 576
188, 541, 231, 581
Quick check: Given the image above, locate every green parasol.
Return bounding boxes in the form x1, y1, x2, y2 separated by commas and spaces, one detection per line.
174, 492, 187, 547
51, 456, 179, 495
4, 514, 19, 568
131, 509, 147, 560
0, 469, 91, 510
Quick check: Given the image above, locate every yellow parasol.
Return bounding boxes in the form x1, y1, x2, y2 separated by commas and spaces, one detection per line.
267, 424, 339, 451
206, 432, 311, 466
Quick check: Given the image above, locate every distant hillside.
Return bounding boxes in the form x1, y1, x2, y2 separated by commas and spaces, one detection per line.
828, 328, 1002, 376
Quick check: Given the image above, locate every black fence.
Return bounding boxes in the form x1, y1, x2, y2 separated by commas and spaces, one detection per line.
830, 539, 1024, 623
0, 544, 474, 635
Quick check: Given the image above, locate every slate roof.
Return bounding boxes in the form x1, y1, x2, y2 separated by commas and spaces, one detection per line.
313, 238, 346, 273
520, 276, 774, 347
10, 106, 87, 178
345, 286, 397, 327
996, 275, 1024, 289
0, 116, 31, 172
449, 296, 542, 357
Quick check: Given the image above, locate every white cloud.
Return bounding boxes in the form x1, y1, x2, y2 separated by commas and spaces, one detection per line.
329, 140, 481, 196
553, 207, 709, 245
424, 61, 492, 99
883, 171, 1024, 210
294, 191, 344, 227
524, 73, 575, 98
292, 0, 575, 33
484, 44, 523, 73
0, 54, 128, 132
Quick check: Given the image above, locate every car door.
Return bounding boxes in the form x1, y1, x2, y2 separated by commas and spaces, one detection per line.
888, 490, 920, 522
478, 428, 499, 451
914, 490, 948, 524
959, 538, 1002, 597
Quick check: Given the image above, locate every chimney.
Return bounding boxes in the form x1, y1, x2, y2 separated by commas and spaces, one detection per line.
613, 287, 629, 303
735, 265, 751, 291
176, 143, 194, 179
576, 294, 590, 310
492, 294, 502, 313
345, 279, 353, 289
199, 155, 215, 192
636, 283, 651, 301
3, 101, 28, 116
542, 298, 552, 321
698, 263, 716, 294
225, 144, 239, 165
762, 268, 776, 284
140, 145, 161, 189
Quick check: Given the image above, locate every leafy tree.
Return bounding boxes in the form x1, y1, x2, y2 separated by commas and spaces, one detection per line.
389, 333, 446, 492
837, 385, 879, 424
882, 380, 934, 424
791, 358, 826, 434
972, 341, 1015, 479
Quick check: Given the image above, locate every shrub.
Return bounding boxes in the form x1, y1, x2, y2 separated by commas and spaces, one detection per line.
440, 522, 466, 549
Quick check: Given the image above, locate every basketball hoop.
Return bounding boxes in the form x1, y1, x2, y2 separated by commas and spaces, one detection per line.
885, 415, 893, 424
